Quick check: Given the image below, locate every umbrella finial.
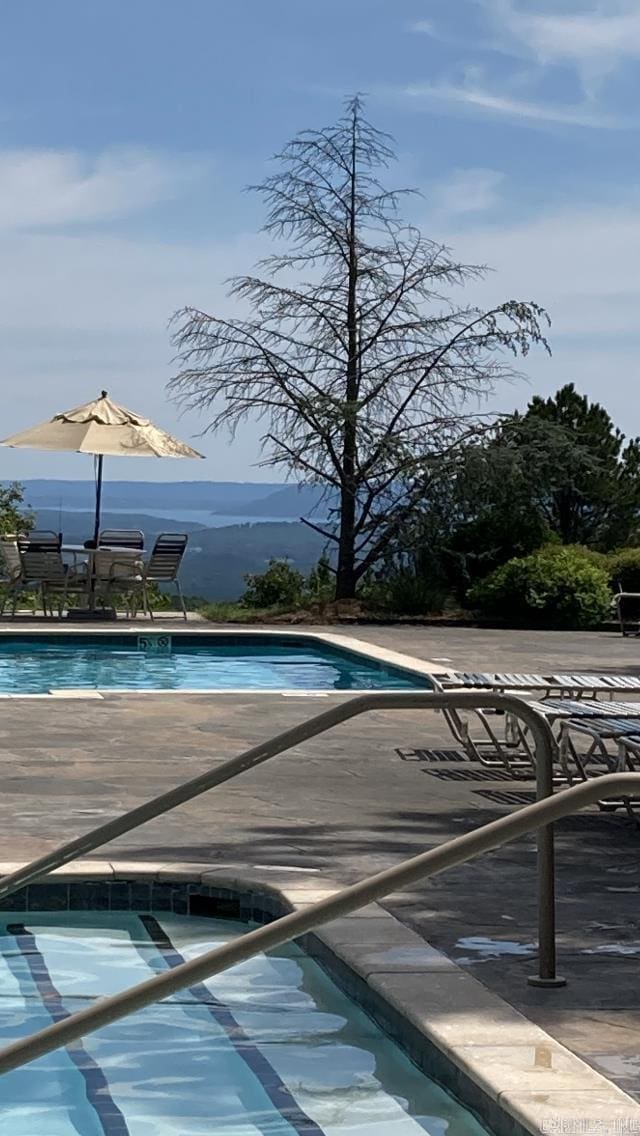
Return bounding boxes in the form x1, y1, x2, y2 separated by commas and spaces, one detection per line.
101, 390, 108, 398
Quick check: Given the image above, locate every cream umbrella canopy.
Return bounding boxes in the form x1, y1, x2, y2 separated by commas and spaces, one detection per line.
1, 391, 204, 543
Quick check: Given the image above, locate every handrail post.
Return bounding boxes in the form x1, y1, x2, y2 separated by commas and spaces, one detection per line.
531, 711, 565, 987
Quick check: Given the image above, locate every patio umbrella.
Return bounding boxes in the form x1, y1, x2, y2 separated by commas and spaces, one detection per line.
1, 391, 204, 543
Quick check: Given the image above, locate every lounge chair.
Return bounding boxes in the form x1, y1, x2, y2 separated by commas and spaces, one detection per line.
558, 716, 640, 819
428, 673, 536, 774
435, 671, 640, 696
429, 668, 640, 776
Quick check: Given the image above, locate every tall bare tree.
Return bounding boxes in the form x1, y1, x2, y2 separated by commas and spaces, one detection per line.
170, 97, 549, 599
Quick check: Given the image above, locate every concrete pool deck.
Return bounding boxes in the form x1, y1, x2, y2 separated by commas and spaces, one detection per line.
0, 621, 640, 1123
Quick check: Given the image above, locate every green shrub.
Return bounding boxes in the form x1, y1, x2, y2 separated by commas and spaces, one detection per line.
468, 547, 611, 629
538, 542, 609, 572
361, 569, 448, 615
305, 555, 334, 609
606, 548, 640, 593
242, 558, 305, 609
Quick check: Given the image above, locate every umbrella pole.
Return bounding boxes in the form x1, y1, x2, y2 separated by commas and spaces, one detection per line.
88, 455, 104, 612
93, 454, 104, 546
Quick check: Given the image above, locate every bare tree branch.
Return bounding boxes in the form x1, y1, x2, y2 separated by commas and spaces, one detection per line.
169, 96, 550, 600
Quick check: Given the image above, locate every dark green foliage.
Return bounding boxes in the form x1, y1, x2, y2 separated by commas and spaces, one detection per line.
607, 549, 640, 594
397, 384, 640, 608
242, 558, 306, 609
432, 438, 555, 598
468, 547, 611, 629
513, 384, 640, 549
361, 568, 448, 616
306, 555, 334, 610
0, 483, 33, 536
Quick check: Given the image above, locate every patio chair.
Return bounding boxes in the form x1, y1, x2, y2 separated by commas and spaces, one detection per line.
96, 534, 188, 620
142, 533, 188, 621
17, 535, 86, 617
93, 549, 145, 616
613, 590, 640, 637
98, 529, 144, 550
0, 538, 23, 616
26, 530, 62, 548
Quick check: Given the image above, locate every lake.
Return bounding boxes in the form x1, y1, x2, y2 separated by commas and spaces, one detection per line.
47, 507, 299, 527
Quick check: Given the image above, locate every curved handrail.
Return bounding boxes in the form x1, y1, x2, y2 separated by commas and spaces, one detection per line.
0, 692, 559, 985
0, 691, 556, 902
0, 772, 637, 1076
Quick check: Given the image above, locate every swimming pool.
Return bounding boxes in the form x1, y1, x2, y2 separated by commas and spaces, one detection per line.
0, 909, 491, 1135
0, 634, 431, 694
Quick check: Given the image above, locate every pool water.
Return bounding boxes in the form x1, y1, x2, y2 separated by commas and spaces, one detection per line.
0, 911, 491, 1135
0, 636, 430, 693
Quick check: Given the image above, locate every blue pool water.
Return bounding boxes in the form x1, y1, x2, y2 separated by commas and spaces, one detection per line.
0, 911, 492, 1135
0, 635, 430, 693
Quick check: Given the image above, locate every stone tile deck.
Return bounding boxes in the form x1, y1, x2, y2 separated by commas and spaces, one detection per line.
0, 623, 639, 1104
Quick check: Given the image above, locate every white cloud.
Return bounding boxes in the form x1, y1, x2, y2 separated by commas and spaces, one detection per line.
403, 80, 626, 128
445, 200, 640, 338
439, 196, 640, 425
430, 168, 504, 217
0, 147, 207, 231
484, 1, 640, 83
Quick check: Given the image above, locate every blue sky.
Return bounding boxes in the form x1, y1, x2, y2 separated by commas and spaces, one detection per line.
0, 0, 639, 481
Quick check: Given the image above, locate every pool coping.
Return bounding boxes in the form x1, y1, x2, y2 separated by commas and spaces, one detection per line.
0, 859, 637, 1136
0, 627, 445, 697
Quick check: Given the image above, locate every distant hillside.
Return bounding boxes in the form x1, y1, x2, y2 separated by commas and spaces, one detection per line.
187, 522, 326, 599
10, 480, 286, 513
215, 483, 333, 518
34, 510, 205, 539
32, 509, 325, 599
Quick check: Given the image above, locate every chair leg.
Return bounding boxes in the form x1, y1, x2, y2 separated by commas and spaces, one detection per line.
143, 582, 151, 620
176, 580, 187, 621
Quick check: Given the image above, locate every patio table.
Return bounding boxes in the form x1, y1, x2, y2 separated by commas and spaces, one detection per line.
61, 544, 145, 617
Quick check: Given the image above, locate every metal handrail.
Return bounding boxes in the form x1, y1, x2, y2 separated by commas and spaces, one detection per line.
0, 694, 556, 961
0, 772, 637, 1076
0, 693, 558, 978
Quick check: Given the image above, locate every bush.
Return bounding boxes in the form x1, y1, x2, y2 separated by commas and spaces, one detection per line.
606, 548, 640, 593
538, 542, 609, 572
242, 558, 305, 609
0, 482, 33, 537
305, 555, 334, 610
360, 569, 448, 615
468, 547, 611, 629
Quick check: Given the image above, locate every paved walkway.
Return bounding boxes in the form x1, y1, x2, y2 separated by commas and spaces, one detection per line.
0, 624, 639, 1099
